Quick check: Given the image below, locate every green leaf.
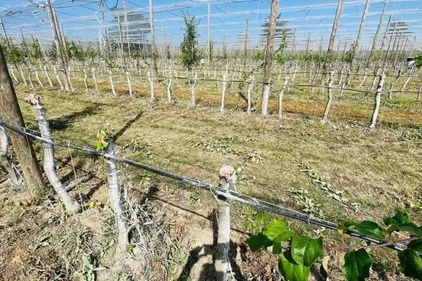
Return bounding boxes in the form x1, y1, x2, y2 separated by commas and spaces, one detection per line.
343, 220, 385, 240
385, 224, 400, 236
398, 249, 422, 279
383, 209, 411, 226
342, 249, 372, 281
248, 232, 271, 252
399, 223, 422, 237
266, 220, 288, 240
291, 235, 323, 266
278, 250, 310, 281
248, 233, 265, 252
408, 239, 422, 251
356, 221, 385, 239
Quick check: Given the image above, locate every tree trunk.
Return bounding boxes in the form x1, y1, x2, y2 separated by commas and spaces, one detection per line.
370, 73, 386, 129
261, 0, 279, 116
279, 75, 289, 119
215, 165, 236, 281
0, 125, 20, 187
321, 71, 334, 124
25, 94, 81, 213
220, 75, 227, 113
247, 75, 254, 115
0, 46, 45, 200
106, 141, 129, 257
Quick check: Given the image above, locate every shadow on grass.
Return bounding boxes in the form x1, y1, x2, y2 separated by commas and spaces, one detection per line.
48, 105, 101, 131
112, 110, 144, 142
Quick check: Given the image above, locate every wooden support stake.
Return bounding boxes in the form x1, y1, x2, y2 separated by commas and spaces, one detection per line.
369, 73, 386, 129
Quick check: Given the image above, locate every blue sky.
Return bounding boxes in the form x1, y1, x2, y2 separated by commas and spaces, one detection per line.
0, 0, 421, 52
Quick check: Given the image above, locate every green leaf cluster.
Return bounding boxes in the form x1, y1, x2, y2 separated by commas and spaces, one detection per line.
248, 219, 323, 281
96, 125, 114, 151
248, 210, 422, 281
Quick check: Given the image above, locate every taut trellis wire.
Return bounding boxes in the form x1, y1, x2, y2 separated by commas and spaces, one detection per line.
0, 119, 420, 257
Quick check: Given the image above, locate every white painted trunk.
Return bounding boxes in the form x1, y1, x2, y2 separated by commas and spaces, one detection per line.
215, 165, 236, 281
261, 83, 270, 116
167, 69, 172, 102
370, 74, 386, 129
220, 75, 227, 113
34, 67, 43, 88
106, 142, 129, 256
359, 68, 368, 88
148, 69, 154, 102
83, 69, 89, 94
54, 65, 64, 90
247, 75, 254, 115
109, 70, 117, 97
10, 66, 19, 83
44, 66, 53, 87
0, 125, 20, 187
279, 76, 289, 119
92, 68, 99, 92
20, 67, 27, 86
26, 96, 81, 213
191, 73, 198, 107
321, 71, 334, 124
126, 71, 133, 98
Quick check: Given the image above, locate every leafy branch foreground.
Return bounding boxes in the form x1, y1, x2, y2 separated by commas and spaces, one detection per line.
248, 209, 422, 281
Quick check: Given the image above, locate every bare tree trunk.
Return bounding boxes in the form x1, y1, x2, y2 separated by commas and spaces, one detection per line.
369, 73, 386, 129
54, 65, 63, 90
0, 46, 45, 200
83, 69, 88, 94
261, 0, 279, 116
25, 94, 81, 213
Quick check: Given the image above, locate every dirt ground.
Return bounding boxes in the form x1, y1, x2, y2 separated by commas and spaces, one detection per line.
0, 79, 421, 280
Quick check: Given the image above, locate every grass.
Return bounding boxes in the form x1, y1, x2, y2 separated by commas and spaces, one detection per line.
5, 71, 422, 280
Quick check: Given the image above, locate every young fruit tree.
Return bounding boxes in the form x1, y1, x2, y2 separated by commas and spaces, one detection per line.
180, 13, 201, 71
